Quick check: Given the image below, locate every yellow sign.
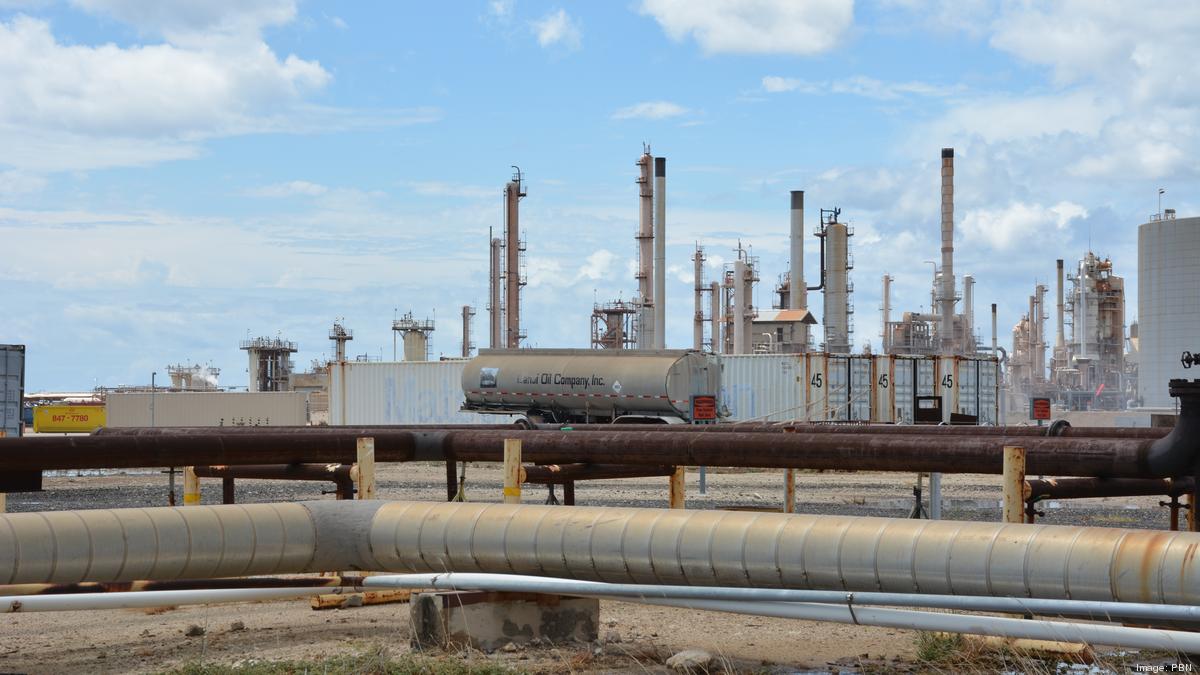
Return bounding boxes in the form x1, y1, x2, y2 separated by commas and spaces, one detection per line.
32, 405, 106, 433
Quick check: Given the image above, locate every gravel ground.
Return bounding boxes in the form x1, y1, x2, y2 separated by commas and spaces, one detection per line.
0, 463, 1186, 673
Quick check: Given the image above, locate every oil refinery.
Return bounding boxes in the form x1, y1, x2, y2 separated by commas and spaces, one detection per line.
7, 3, 1200, 671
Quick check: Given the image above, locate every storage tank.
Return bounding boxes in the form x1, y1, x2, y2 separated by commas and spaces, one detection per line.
1138, 214, 1200, 407
462, 348, 721, 423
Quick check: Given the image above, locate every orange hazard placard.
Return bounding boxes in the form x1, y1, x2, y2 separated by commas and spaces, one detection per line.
691, 395, 718, 421
1030, 397, 1052, 421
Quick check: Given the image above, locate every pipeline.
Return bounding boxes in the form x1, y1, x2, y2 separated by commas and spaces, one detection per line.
192, 464, 354, 499
540, 423, 1171, 439
0, 575, 362, 596
1, 500, 1199, 606
1, 587, 351, 613
2, 379, 1196, 478
520, 463, 676, 483
1025, 477, 1193, 502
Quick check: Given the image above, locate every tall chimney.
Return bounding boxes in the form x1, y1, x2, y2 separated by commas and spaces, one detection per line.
636, 150, 654, 349
789, 190, 809, 350
881, 274, 892, 353
991, 302, 997, 356
488, 234, 502, 348
503, 173, 525, 349
1036, 283, 1047, 381
963, 274, 975, 353
1056, 259, 1065, 352
693, 245, 704, 351
1028, 294, 1037, 383
461, 305, 475, 358
733, 259, 747, 354
654, 157, 667, 349
939, 148, 956, 354
709, 281, 721, 353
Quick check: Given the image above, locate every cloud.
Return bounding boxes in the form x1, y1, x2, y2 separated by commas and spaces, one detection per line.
639, 0, 853, 55
762, 75, 957, 100
531, 8, 581, 50
960, 201, 1087, 251
0, 169, 47, 197
0, 11, 345, 171
489, 0, 513, 20
68, 0, 297, 41
575, 250, 616, 282
245, 180, 329, 198
612, 101, 689, 120
403, 181, 495, 199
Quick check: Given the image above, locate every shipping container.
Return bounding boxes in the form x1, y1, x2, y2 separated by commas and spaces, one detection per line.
330, 360, 520, 425
0, 344, 24, 437
106, 392, 308, 427
720, 353, 1000, 424
32, 404, 106, 433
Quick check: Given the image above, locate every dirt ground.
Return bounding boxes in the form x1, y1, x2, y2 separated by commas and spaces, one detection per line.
0, 462, 1183, 673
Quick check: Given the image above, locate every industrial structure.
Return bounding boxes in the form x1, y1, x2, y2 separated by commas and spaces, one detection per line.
392, 311, 435, 362
1138, 210, 1199, 408
590, 300, 638, 350
165, 363, 220, 390
487, 169, 527, 350
240, 337, 297, 393
460, 306, 475, 358
328, 321, 352, 363
1008, 251, 1129, 413
883, 149, 979, 358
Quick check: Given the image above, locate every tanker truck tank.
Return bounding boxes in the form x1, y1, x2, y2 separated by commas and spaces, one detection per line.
461, 348, 722, 423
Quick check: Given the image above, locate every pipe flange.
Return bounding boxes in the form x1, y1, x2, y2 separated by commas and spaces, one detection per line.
1045, 419, 1072, 437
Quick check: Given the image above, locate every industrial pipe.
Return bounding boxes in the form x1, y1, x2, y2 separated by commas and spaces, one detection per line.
2, 501, 1200, 606
1025, 477, 1193, 502
1, 587, 351, 613
192, 463, 355, 500
520, 463, 676, 483
535, 423, 1171, 439
654, 156, 666, 349
0, 575, 362, 596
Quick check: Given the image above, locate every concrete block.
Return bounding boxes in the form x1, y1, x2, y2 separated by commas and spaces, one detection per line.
409, 591, 598, 652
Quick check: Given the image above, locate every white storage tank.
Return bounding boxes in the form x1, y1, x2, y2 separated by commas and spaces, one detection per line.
1137, 214, 1200, 407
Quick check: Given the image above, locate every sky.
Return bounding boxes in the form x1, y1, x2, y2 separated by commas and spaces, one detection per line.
1, 0, 1196, 391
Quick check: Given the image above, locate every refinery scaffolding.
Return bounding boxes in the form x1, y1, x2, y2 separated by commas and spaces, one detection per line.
590, 300, 638, 350
239, 337, 297, 393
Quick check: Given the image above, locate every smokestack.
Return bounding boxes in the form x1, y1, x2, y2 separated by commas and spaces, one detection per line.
789, 190, 809, 350
504, 173, 525, 349
991, 303, 997, 356
881, 274, 892, 353
489, 235, 502, 348
654, 157, 667, 349
733, 259, 747, 354
693, 245, 704, 351
709, 280, 720, 353
636, 151, 654, 349
964, 274, 975, 353
939, 148, 956, 354
1028, 294, 1037, 382
1056, 259, 1065, 352
1036, 283, 1047, 381
461, 305, 474, 358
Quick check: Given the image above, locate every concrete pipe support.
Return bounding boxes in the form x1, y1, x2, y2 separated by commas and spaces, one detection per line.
1, 501, 1199, 606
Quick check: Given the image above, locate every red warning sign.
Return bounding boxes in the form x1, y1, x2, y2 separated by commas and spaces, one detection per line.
1030, 397, 1052, 421
691, 395, 718, 422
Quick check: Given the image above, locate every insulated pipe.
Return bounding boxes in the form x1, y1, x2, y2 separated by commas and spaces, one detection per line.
939, 148, 955, 354
654, 157, 666, 349
367, 572, 1200, 629
1, 587, 347, 613
4, 501, 1200, 606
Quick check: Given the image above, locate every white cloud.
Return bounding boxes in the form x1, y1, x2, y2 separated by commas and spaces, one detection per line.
489, 0, 513, 20
576, 250, 616, 281
0, 12, 339, 171
245, 180, 329, 198
68, 0, 297, 41
0, 169, 47, 197
960, 201, 1087, 251
763, 75, 956, 99
639, 0, 853, 55
404, 181, 495, 199
531, 8, 581, 50
612, 101, 689, 120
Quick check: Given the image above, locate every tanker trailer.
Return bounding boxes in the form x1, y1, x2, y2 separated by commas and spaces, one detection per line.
461, 348, 722, 424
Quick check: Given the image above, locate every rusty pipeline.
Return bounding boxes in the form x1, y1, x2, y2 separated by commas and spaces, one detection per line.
0, 575, 363, 596
520, 463, 677, 484
1024, 477, 1195, 502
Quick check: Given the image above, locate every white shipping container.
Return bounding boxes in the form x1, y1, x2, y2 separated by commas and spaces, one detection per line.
106, 392, 308, 427
330, 360, 519, 425
722, 353, 999, 424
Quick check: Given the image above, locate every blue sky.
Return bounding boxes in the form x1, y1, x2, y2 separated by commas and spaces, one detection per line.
1, 0, 1196, 390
